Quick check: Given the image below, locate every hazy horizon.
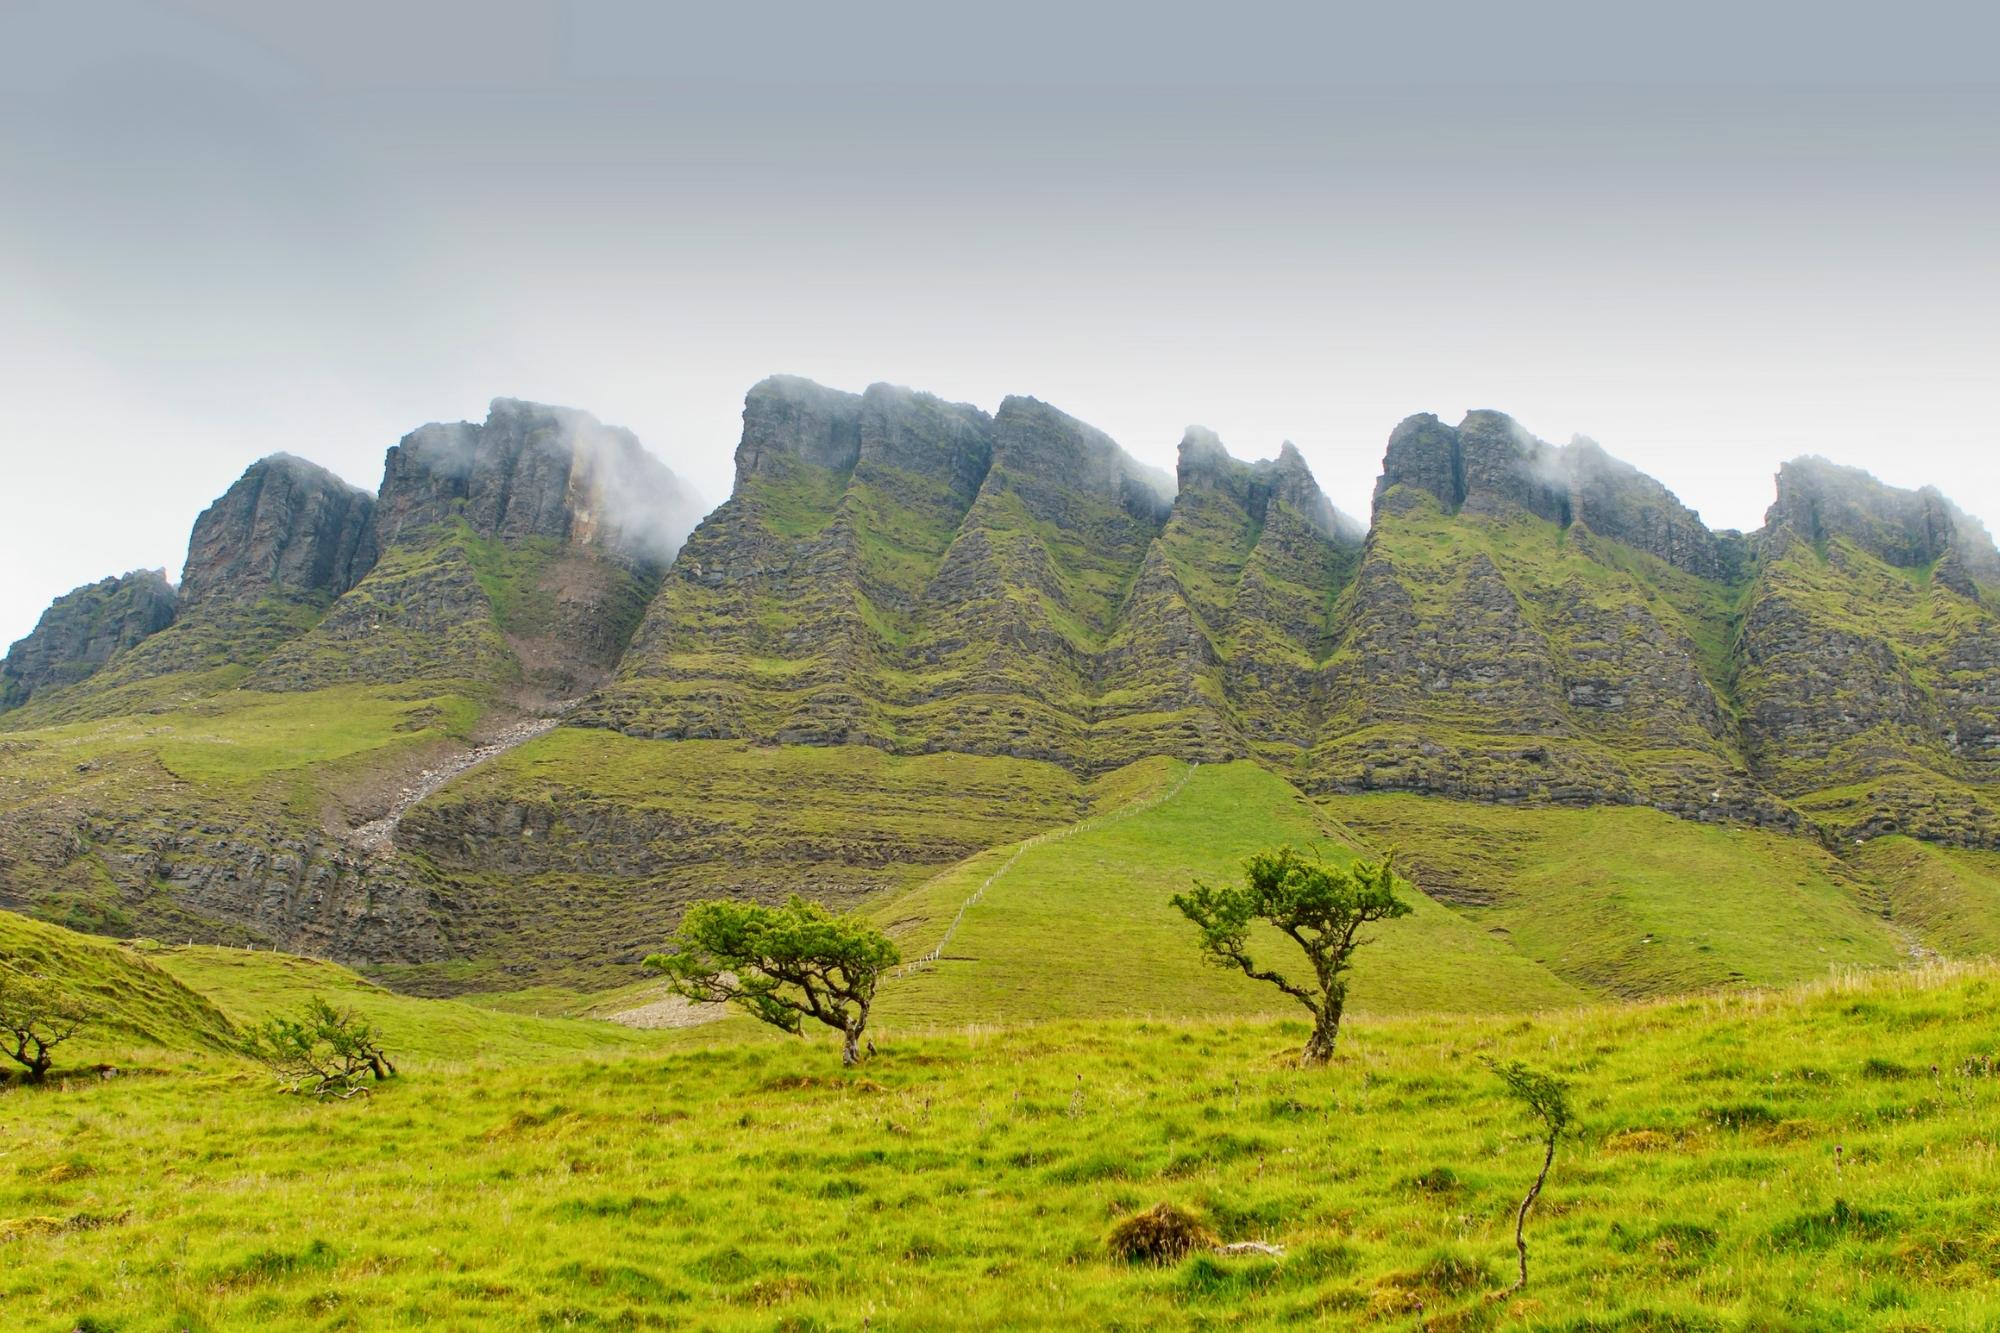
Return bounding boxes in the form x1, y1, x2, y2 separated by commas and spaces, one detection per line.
5, 1, 1996, 646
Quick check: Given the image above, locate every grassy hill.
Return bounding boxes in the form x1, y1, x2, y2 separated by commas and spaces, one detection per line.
1320, 794, 1912, 995
871, 760, 1584, 1027
0, 912, 236, 1056
2, 907, 1995, 1330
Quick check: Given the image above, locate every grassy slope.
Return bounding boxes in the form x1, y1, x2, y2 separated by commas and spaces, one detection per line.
0, 684, 484, 941
2, 936, 1995, 1331
1323, 794, 1910, 996
378, 731, 1092, 993
148, 946, 669, 1065
1848, 836, 2000, 958
0, 913, 236, 1056
872, 760, 1585, 1027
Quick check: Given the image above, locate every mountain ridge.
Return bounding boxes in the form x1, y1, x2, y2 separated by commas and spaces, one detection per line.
2, 375, 1996, 996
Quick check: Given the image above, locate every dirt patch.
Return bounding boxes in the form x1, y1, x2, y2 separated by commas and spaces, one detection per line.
603, 993, 727, 1030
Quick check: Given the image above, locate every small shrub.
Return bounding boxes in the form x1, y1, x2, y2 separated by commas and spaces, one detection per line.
244, 998, 395, 1099
1106, 1202, 1218, 1264
1408, 1165, 1461, 1194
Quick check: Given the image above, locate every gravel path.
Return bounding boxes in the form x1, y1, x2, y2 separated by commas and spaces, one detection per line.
349, 710, 570, 854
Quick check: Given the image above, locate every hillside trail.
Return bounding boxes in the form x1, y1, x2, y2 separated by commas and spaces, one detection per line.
349, 702, 577, 854
890, 760, 1201, 980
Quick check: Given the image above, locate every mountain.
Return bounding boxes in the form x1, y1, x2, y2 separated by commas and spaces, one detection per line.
0, 568, 177, 712
2, 378, 1996, 1001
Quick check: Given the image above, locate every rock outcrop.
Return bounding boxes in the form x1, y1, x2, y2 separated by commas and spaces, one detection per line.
1735, 459, 2000, 845
9, 457, 380, 709
0, 570, 177, 711
371, 398, 705, 565
249, 399, 703, 697
1377, 411, 1729, 579
1765, 456, 2000, 587
583, 380, 1346, 771
178, 454, 377, 612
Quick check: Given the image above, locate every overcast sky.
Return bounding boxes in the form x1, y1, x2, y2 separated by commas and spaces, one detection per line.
4, 1, 1997, 647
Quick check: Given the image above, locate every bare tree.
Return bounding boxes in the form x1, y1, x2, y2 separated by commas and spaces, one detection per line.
1485, 1057, 1572, 1296
647, 895, 898, 1067
1171, 848, 1410, 1064
0, 964, 93, 1083
246, 997, 397, 1099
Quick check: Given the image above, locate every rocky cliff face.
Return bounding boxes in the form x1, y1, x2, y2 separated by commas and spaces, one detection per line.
582, 379, 1349, 771
1377, 411, 1729, 580
590, 380, 2000, 845
371, 398, 704, 566
0, 570, 177, 711
249, 399, 703, 698
179, 454, 377, 612
1736, 459, 2000, 845
1765, 456, 2000, 590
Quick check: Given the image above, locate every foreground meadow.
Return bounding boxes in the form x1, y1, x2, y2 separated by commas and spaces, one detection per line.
2, 955, 1996, 1331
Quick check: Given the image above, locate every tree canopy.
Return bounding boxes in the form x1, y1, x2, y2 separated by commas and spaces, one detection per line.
0, 964, 92, 1082
1486, 1056, 1573, 1294
245, 997, 397, 1099
1171, 847, 1410, 1063
647, 895, 898, 1066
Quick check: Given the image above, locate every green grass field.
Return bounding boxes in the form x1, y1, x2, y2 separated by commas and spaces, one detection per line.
2, 916, 1996, 1331
1320, 795, 1913, 995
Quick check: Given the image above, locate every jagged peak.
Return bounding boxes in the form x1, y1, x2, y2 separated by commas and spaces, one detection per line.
179, 450, 379, 611
1172, 429, 1358, 543
0, 567, 181, 711
1174, 426, 1239, 491
374, 398, 701, 565
1767, 455, 1999, 581
736, 374, 864, 480
1374, 411, 1726, 577
994, 395, 1174, 520
250, 451, 373, 496
855, 382, 993, 500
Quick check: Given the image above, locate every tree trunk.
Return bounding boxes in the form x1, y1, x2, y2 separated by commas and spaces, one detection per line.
1300, 1003, 1341, 1065
1507, 1134, 1557, 1294
842, 1021, 862, 1067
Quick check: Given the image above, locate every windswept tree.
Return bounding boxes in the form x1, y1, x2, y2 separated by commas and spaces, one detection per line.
246, 997, 397, 1099
1485, 1057, 1572, 1296
0, 965, 93, 1083
647, 895, 898, 1067
1171, 847, 1410, 1064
